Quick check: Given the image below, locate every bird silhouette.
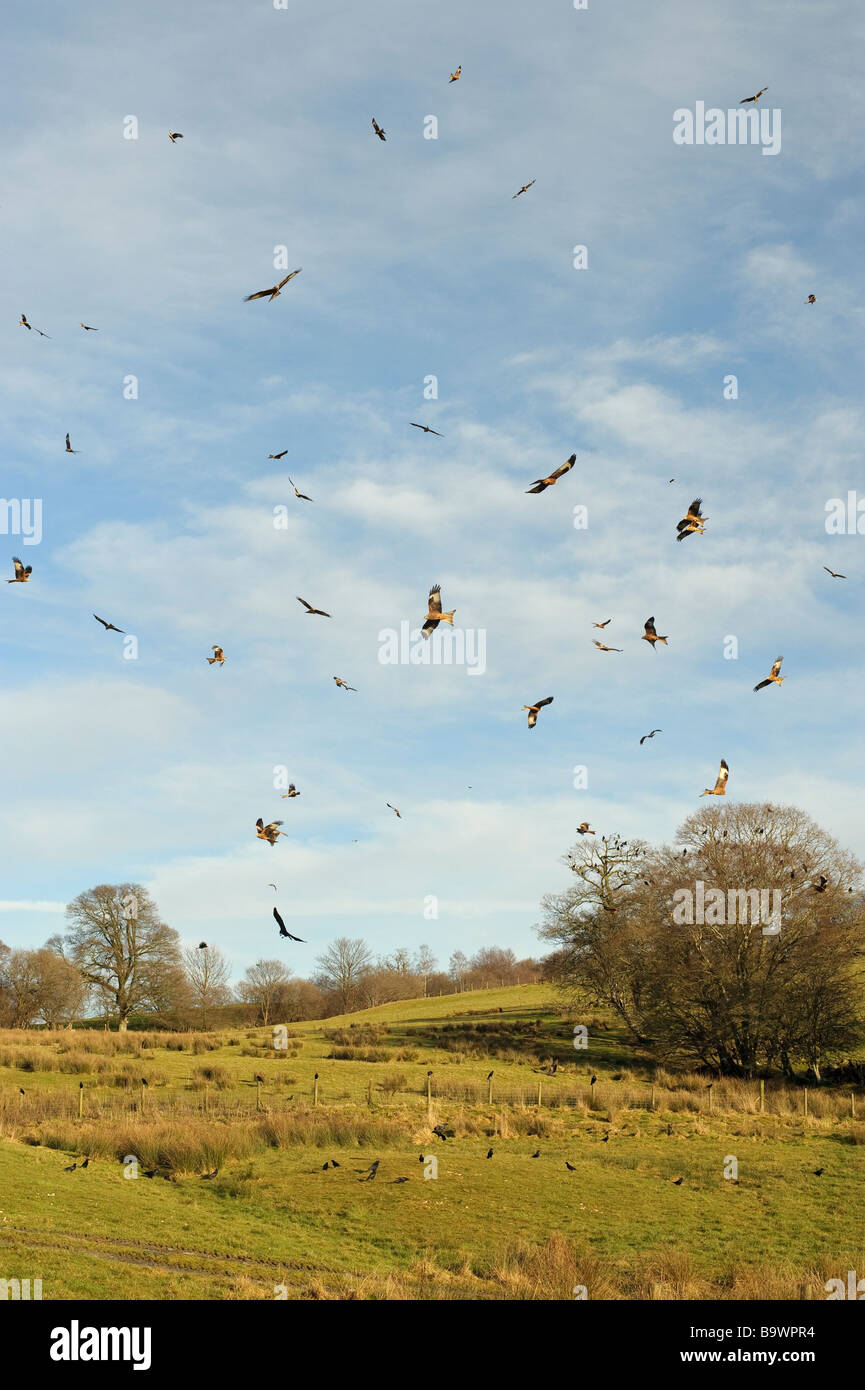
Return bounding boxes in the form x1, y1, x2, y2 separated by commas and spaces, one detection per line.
274, 907, 305, 941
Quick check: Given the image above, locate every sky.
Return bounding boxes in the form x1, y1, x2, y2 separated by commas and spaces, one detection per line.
2, 0, 864, 982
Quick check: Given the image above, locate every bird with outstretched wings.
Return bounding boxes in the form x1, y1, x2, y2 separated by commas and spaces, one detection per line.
700, 759, 729, 796
244, 269, 301, 303
526, 454, 576, 494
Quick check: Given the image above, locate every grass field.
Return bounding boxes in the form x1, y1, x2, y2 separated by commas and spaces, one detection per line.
1, 985, 863, 1300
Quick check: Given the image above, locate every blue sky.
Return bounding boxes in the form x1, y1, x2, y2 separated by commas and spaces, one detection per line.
2, 0, 863, 980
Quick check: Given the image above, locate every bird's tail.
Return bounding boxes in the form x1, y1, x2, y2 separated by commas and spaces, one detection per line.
777, 676, 785, 683
206, 658, 216, 664
657, 636, 668, 645
441, 610, 456, 626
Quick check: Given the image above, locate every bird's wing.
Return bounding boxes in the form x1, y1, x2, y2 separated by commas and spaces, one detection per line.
753, 679, 770, 691
551, 453, 577, 480
427, 585, 442, 614
273, 907, 286, 932
12, 558, 25, 579
716, 760, 729, 789
297, 597, 313, 612
244, 288, 273, 302
770, 656, 783, 678
644, 617, 656, 635
535, 696, 553, 710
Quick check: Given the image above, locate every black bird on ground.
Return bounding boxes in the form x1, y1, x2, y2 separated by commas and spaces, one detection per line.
140, 1078, 148, 1087
531, 1150, 541, 1158
813, 1168, 825, 1176
254, 1073, 265, 1084
80, 1157, 90, 1168
64, 1163, 77, 1172
359, 1160, 380, 1181
142, 1169, 157, 1179
392, 1177, 409, 1183
274, 907, 305, 941
486, 1149, 494, 1159
432, 1124, 449, 1141
671, 1176, 684, 1186
565, 1161, 576, 1171
201, 1169, 219, 1180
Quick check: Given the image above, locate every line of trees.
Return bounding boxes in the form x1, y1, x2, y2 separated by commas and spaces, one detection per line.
538, 802, 865, 1079
0, 888, 542, 1030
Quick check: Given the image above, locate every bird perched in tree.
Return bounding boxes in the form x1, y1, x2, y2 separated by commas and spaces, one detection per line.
80, 323, 98, 331
422, 584, 455, 636
288, 476, 313, 501
593, 640, 622, 652
593, 619, 612, 629
812, 875, 828, 893
640, 729, 662, 744
371, 118, 386, 142
274, 907, 305, 942
523, 696, 553, 729
823, 566, 845, 578
198, 942, 207, 949
244, 270, 302, 303
207, 646, 225, 665
20, 313, 50, 336
805, 294, 817, 304
448, 66, 461, 82
333, 676, 357, 691
281, 783, 300, 798
297, 596, 330, 617
753, 656, 785, 692
410, 422, 443, 436
94, 615, 125, 633
676, 497, 707, 541
256, 818, 286, 846
386, 803, 401, 818
642, 617, 668, 648
512, 180, 535, 198
526, 454, 576, 494
65, 433, 79, 453
8, 558, 32, 583
168, 131, 183, 141
268, 449, 288, 459
740, 86, 768, 104
700, 758, 729, 797
577, 823, 594, 835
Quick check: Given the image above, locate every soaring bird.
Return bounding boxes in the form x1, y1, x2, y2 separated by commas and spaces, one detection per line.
371, 118, 386, 142
244, 269, 301, 303
700, 759, 729, 797
526, 453, 576, 494
410, 422, 443, 436
20, 314, 50, 336
640, 729, 662, 744
281, 783, 300, 798
288, 477, 313, 501
268, 449, 288, 459
65, 433, 79, 453
753, 656, 785, 692
642, 617, 668, 648
256, 818, 286, 846
593, 619, 612, 629
421, 584, 455, 637
274, 907, 305, 941
523, 696, 553, 729
823, 566, 845, 579
386, 803, 401, 818
740, 86, 768, 104
8, 557, 32, 583
93, 615, 125, 633
577, 823, 595, 836
80, 323, 98, 331
297, 596, 331, 617
449, 66, 461, 82
207, 646, 225, 665
512, 180, 536, 198
168, 131, 183, 141
805, 295, 817, 305
333, 676, 357, 691
676, 498, 707, 540
593, 640, 622, 652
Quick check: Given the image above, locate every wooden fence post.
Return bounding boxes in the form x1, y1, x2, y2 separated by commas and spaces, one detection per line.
803, 1087, 808, 1118
488, 1076, 494, 1105
256, 1080, 262, 1113
537, 1081, 542, 1108
759, 1079, 765, 1114
78, 1087, 83, 1120
852, 1092, 856, 1119
367, 1080, 372, 1108
313, 1073, 319, 1107
650, 1085, 655, 1112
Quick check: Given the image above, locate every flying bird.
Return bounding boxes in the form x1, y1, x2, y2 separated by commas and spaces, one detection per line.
93, 615, 125, 633
65, 433, 79, 453
740, 86, 768, 104
593, 641, 622, 652
593, 619, 612, 629
281, 783, 300, 798
268, 449, 288, 459
256, 818, 286, 846
422, 584, 455, 637
512, 180, 536, 198
410, 423, 443, 436
288, 477, 313, 501
207, 646, 225, 665
676, 498, 707, 541
274, 907, 305, 941
20, 314, 50, 336
642, 617, 668, 649
753, 656, 785, 692
333, 676, 357, 691
80, 323, 98, 331
805, 295, 817, 305
700, 759, 729, 797
640, 729, 662, 744
371, 118, 386, 142
168, 131, 183, 141
244, 269, 301, 303
8, 557, 32, 583
297, 596, 331, 617
523, 696, 553, 729
526, 453, 576, 494
577, 823, 595, 836
386, 803, 401, 818
448, 66, 461, 82
823, 566, 845, 578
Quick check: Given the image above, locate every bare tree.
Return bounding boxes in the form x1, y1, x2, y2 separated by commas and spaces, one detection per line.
183, 945, 232, 1029
64, 884, 183, 1031
237, 959, 292, 1026
414, 944, 437, 997
449, 950, 469, 993
314, 937, 373, 1013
